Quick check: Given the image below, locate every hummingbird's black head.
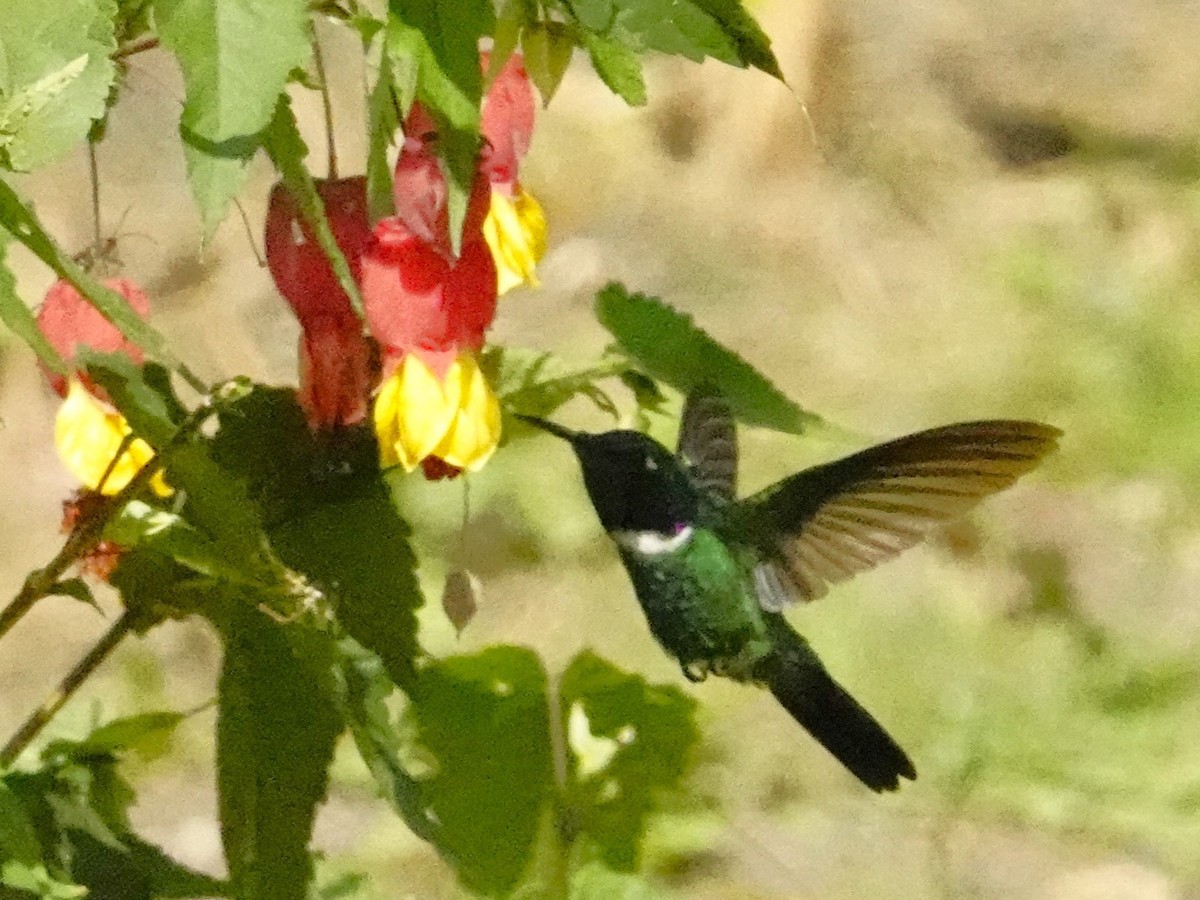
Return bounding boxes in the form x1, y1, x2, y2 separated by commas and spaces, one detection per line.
518, 416, 698, 533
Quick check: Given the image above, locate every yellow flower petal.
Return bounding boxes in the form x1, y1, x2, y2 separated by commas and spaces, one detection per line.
431, 355, 502, 471
55, 380, 169, 496
483, 187, 546, 295
373, 353, 503, 474
374, 355, 459, 471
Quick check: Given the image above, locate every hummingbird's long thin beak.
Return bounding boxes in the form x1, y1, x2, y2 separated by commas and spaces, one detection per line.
514, 413, 580, 442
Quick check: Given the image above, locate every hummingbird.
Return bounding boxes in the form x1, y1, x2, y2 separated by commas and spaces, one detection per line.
518, 390, 1060, 792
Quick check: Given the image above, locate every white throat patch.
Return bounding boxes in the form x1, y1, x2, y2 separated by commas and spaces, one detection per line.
612, 526, 694, 555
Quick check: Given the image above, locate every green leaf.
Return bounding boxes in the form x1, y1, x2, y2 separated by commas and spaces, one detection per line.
68, 830, 232, 899
0, 227, 65, 374
105, 498, 272, 588
154, 0, 312, 236
406, 646, 554, 895
80, 353, 182, 447
559, 650, 698, 870
0, 178, 187, 377
263, 96, 365, 317
208, 386, 424, 689
385, 0, 490, 131
570, 0, 781, 80
0, 0, 117, 171
214, 604, 343, 900
0, 781, 42, 868
386, 0, 493, 247
489, 0, 525, 87
595, 282, 821, 435
68, 711, 185, 760
521, 22, 574, 103
570, 861, 657, 900
45, 578, 100, 612
334, 639, 436, 841
580, 31, 646, 106
366, 54, 398, 223
484, 346, 632, 421
688, 0, 783, 78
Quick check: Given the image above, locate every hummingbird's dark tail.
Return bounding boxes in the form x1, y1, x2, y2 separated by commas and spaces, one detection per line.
763, 632, 916, 792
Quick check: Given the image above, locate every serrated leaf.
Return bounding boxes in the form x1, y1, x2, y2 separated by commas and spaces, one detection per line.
154, 0, 311, 236
0, 0, 117, 171
68, 830, 232, 899
613, 0, 738, 65
385, 0, 490, 131
580, 31, 645, 106
571, 0, 781, 80
595, 283, 821, 435
263, 96, 365, 317
559, 650, 698, 870
0, 178, 182, 373
406, 646, 554, 895
179, 142, 254, 244
0, 227, 64, 373
521, 22, 574, 103
208, 386, 424, 690
214, 603, 342, 900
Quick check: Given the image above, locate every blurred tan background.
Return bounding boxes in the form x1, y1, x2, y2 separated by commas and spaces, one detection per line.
3, 0, 1200, 896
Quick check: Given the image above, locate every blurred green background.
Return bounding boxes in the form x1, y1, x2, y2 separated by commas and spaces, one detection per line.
3, 0, 1200, 896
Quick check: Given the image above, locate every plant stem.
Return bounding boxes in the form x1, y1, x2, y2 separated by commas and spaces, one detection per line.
0, 611, 135, 767
545, 673, 573, 899
312, 26, 338, 179
113, 37, 159, 61
87, 141, 102, 259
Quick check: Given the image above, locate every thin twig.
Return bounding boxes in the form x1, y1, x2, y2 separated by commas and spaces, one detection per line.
113, 37, 159, 61
312, 27, 338, 179
0, 611, 136, 767
87, 141, 102, 260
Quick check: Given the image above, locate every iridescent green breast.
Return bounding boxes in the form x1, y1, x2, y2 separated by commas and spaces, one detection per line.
614, 526, 774, 681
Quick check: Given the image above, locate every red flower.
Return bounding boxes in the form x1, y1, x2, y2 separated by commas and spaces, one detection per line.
479, 53, 536, 194
392, 119, 493, 261
265, 176, 377, 430
36, 278, 169, 497
360, 217, 496, 377
297, 318, 375, 431
37, 278, 149, 398
265, 176, 372, 330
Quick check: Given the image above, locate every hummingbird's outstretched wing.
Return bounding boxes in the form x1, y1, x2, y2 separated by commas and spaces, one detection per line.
745, 420, 1061, 608
677, 387, 738, 501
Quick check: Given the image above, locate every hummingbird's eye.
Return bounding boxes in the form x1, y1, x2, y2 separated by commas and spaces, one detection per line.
645, 456, 659, 471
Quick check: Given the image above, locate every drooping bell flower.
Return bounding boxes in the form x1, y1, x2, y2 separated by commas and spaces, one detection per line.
478, 53, 547, 295
373, 351, 501, 476
265, 176, 377, 429
36, 278, 168, 497
265, 176, 372, 329
361, 217, 497, 375
362, 213, 501, 479
395, 52, 546, 296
